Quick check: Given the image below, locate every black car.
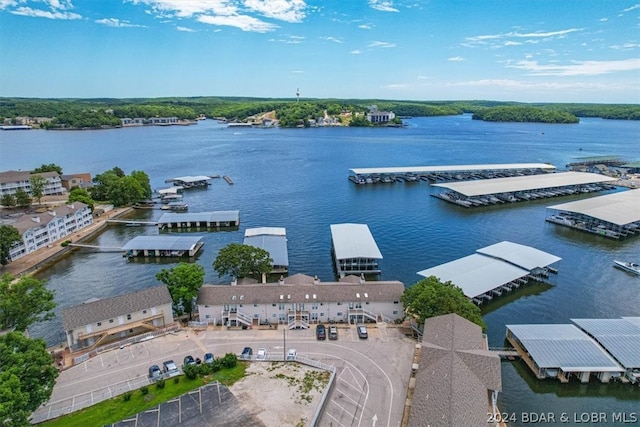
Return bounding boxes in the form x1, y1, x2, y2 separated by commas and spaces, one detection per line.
148, 364, 162, 381
240, 347, 253, 360
183, 355, 196, 366
316, 324, 326, 340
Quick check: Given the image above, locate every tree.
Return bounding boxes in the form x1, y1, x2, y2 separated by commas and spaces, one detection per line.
0, 273, 56, 331
67, 188, 95, 211
33, 163, 63, 175
0, 225, 21, 266
29, 174, 47, 205
14, 188, 31, 208
130, 170, 152, 198
213, 243, 273, 280
0, 193, 16, 209
155, 263, 205, 319
0, 332, 59, 426
401, 276, 486, 332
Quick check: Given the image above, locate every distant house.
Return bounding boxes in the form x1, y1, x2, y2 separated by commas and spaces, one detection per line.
408, 313, 502, 427
196, 273, 405, 328
60, 173, 92, 191
0, 170, 66, 197
8, 202, 93, 261
61, 285, 174, 350
366, 105, 395, 124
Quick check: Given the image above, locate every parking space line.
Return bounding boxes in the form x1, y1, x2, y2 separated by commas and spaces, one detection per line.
337, 368, 365, 391
326, 412, 346, 427
332, 389, 360, 406
329, 398, 357, 419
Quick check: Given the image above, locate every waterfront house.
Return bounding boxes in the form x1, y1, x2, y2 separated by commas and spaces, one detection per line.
61, 285, 174, 351
8, 202, 93, 261
408, 313, 502, 427
60, 173, 92, 191
0, 169, 66, 197
196, 273, 404, 328
366, 105, 396, 124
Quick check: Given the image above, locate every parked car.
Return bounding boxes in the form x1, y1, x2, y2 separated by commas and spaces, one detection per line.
240, 347, 253, 360
329, 325, 338, 340
316, 324, 326, 340
183, 355, 196, 367
256, 348, 268, 360
148, 364, 162, 381
357, 325, 368, 339
162, 360, 179, 377
203, 353, 214, 364
286, 348, 297, 361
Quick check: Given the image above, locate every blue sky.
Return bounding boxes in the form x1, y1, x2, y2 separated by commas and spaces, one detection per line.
1, 0, 639, 103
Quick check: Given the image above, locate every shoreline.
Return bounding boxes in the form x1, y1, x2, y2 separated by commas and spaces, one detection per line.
2, 206, 134, 278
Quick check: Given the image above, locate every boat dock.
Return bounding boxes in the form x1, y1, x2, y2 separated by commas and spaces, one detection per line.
157, 211, 240, 230
106, 219, 158, 226
223, 175, 234, 185
121, 235, 204, 258
348, 163, 556, 185
67, 243, 123, 252
330, 223, 382, 278
165, 175, 211, 189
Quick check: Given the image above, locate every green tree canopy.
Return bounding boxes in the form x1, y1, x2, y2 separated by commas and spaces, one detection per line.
155, 263, 205, 319
67, 188, 95, 211
90, 167, 150, 206
32, 163, 63, 175
0, 225, 21, 266
29, 174, 47, 205
0, 194, 16, 209
14, 188, 31, 208
213, 243, 273, 280
0, 332, 59, 426
0, 273, 56, 332
401, 276, 486, 332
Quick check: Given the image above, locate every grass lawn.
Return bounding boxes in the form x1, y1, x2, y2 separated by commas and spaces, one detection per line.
39, 363, 246, 426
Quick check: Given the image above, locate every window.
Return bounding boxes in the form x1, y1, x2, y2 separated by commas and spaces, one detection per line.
109, 319, 114, 323
127, 314, 132, 320
143, 310, 147, 314
337, 302, 342, 306
97, 322, 102, 326
254, 304, 258, 307
232, 295, 237, 301
393, 310, 399, 315
279, 303, 285, 310
272, 303, 277, 307
393, 301, 399, 304
337, 312, 343, 316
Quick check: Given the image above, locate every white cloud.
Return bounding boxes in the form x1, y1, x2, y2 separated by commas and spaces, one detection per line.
176, 26, 195, 32
622, 4, 640, 12
322, 36, 342, 43
11, 6, 81, 19
610, 43, 640, 50
503, 41, 522, 46
382, 83, 408, 89
367, 40, 396, 48
244, 0, 306, 23
44, 0, 74, 10
508, 58, 640, 76
350, 49, 361, 54
465, 28, 582, 48
95, 18, 146, 28
358, 24, 373, 30
0, 0, 18, 10
599, 17, 608, 22
198, 13, 277, 32
445, 79, 636, 94
448, 56, 464, 61
129, 0, 238, 18
368, 0, 398, 12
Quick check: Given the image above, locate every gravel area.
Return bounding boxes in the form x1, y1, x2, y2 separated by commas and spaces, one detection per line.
230, 361, 330, 427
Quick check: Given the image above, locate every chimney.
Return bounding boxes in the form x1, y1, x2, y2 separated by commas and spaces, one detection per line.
313, 275, 319, 285
360, 273, 365, 284
231, 277, 237, 286
31, 216, 40, 223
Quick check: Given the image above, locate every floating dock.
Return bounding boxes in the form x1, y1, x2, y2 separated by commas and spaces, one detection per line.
122, 235, 204, 258
223, 175, 233, 185
417, 241, 561, 305
165, 176, 211, 188
157, 211, 240, 229
243, 227, 289, 273
330, 223, 382, 278
546, 189, 640, 239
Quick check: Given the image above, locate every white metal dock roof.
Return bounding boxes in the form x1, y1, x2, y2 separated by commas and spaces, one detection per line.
417, 253, 529, 299
157, 211, 240, 223
572, 318, 640, 368
507, 324, 623, 372
547, 189, 640, 226
330, 223, 383, 260
243, 227, 289, 267
171, 175, 211, 183
476, 241, 562, 270
122, 235, 203, 251
432, 172, 617, 197
349, 163, 555, 175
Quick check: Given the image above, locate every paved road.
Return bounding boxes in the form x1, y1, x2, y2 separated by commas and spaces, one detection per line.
32, 324, 416, 426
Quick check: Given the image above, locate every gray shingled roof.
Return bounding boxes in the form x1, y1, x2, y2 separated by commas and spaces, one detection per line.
197, 279, 404, 306
61, 285, 172, 330
12, 202, 89, 233
409, 314, 501, 427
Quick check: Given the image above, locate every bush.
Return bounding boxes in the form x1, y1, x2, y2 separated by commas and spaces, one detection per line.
140, 386, 149, 395
123, 391, 132, 402
220, 353, 238, 369
173, 377, 180, 384
156, 378, 165, 389
61, 240, 72, 247
183, 364, 198, 380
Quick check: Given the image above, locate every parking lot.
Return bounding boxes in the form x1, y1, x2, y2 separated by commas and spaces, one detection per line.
32, 324, 416, 426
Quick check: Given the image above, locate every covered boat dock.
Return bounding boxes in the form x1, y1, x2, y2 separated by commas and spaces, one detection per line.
349, 163, 555, 184
122, 235, 204, 258
546, 189, 640, 239
157, 211, 240, 229
431, 172, 617, 207
243, 227, 289, 273
417, 241, 561, 304
166, 175, 211, 188
572, 317, 640, 384
330, 223, 383, 278
506, 323, 625, 383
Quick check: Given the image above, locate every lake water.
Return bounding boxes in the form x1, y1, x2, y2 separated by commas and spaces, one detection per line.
2, 114, 639, 424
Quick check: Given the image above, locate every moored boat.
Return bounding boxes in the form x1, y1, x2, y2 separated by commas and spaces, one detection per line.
613, 260, 640, 275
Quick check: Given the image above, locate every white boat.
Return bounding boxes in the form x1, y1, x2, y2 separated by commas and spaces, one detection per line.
613, 260, 640, 275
